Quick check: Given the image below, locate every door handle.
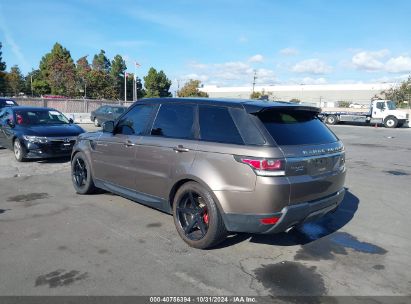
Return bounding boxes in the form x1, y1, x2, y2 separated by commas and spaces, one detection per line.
173, 145, 189, 152
124, 140, 135, 147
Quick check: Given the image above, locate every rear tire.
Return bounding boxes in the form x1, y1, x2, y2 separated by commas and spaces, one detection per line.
13, 139, 26, 162
173, 182, 227, 249
71, 152, 97, 194
384, 116, 398, 128
325, 115, 338, 125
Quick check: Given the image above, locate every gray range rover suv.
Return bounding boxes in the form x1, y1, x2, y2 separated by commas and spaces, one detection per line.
71, 98, 346, 249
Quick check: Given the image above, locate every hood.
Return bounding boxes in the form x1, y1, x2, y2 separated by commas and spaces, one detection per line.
21, 124, 85, 137
387, 110, 407, 119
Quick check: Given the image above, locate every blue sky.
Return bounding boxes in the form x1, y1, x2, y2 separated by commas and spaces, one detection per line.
1, 0, 411, 88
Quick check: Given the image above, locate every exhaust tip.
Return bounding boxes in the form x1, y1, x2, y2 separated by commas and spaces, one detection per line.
285, 226, 296, 233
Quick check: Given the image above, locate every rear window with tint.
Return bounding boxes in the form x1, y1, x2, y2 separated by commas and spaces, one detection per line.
256, 110, 337, 145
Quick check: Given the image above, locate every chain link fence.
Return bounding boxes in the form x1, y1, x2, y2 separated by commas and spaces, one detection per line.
11, 97, 131, 113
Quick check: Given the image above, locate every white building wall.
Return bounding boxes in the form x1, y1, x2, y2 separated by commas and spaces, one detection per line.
199, 83, 395, 107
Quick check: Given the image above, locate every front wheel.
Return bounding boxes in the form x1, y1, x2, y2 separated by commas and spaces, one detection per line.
384, 116, 398, 128
173, 182, 227, 249
14, 139, 27, 162
71, 152, 97, 194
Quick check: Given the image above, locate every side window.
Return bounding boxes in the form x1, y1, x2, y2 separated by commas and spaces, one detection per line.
199, 106, 243, 145
151, 104, 195, 139
98, 106, 108, 114
116, 105, 156, 135
376, 102, 385, 110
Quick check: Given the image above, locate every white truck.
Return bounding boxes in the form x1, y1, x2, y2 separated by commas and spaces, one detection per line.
319, 100, 409, 128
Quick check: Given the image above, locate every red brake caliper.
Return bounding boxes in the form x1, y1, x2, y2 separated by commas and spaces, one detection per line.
203, 210, 209, 224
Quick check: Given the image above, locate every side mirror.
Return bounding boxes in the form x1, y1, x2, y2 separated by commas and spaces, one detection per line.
102, 121, 114, 133
69, 118, 74, 124
6, 119, 15, 128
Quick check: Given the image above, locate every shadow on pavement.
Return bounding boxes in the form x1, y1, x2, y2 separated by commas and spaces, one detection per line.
215, 189, 359, 248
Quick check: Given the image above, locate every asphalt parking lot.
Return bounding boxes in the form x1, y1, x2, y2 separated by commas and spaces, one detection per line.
0, 124, 410, 297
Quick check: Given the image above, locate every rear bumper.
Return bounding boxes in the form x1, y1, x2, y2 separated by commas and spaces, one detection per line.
222, 188, 345, 234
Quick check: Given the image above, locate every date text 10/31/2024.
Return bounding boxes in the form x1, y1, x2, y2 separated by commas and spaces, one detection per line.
149, 296, 257, 303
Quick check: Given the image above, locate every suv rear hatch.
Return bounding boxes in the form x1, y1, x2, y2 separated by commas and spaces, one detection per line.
249, 104, 346, 205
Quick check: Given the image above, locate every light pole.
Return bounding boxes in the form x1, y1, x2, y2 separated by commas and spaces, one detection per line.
134, 61, 141, 101
30, 75, 33, 97
124, 72, 127, 102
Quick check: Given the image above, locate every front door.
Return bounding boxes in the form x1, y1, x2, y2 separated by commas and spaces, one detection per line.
91, 104, 158, 190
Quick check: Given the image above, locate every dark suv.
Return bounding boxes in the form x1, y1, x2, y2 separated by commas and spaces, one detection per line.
71, 98, 346, 249
90, 105, 127, 127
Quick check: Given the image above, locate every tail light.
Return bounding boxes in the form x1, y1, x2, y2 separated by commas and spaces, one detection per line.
235, 156, 286, 176
260, 216, 281, 225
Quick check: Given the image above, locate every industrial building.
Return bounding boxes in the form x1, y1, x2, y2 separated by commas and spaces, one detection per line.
199, 83, 395, 107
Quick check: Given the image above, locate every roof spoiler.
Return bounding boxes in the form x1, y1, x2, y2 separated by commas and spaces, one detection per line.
245, 104, 322, 114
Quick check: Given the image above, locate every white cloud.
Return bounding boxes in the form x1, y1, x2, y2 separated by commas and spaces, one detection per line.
385, 56, 411, 73
248, 54, 264, 63
370, 74, 410, 83
182, 59, 276, 86
351, 50, 411, 73
301, 77, 328, 85
291, 59, 332, 74
351, 49, 389, 71
182, 73, 209, 82
280, 48, 299, 56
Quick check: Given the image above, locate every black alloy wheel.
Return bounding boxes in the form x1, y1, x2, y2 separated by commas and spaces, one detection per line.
71, 152, 96, 194
173, 182, 227, 249
73, 157, 88, 188
176, 190, 209, 241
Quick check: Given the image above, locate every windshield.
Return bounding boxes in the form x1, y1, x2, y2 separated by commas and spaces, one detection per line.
14, 109, 69, 125
386, 101, 397, 110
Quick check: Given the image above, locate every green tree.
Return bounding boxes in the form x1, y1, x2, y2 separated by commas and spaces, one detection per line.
177, 79, 208, 97
23, 69, 41, 96
337, 101, 350, 108
250, 91, 262, 99
289, 98, 301, 103
39, 43, 77, 96
0, 42, 6, 95
143, 67, 172, 98
125, 73, 145, 100
76, 56, 91, 98
92, 50, 111, 72
32, 79, 50, 96
110, 55, 127, 100
381, 77, 411, 107
88, 50, 114, 99
5, 65, 24, 96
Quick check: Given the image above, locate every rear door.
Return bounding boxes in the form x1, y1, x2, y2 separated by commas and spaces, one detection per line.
255, 108, 346, 204
136, 103, 198, 199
